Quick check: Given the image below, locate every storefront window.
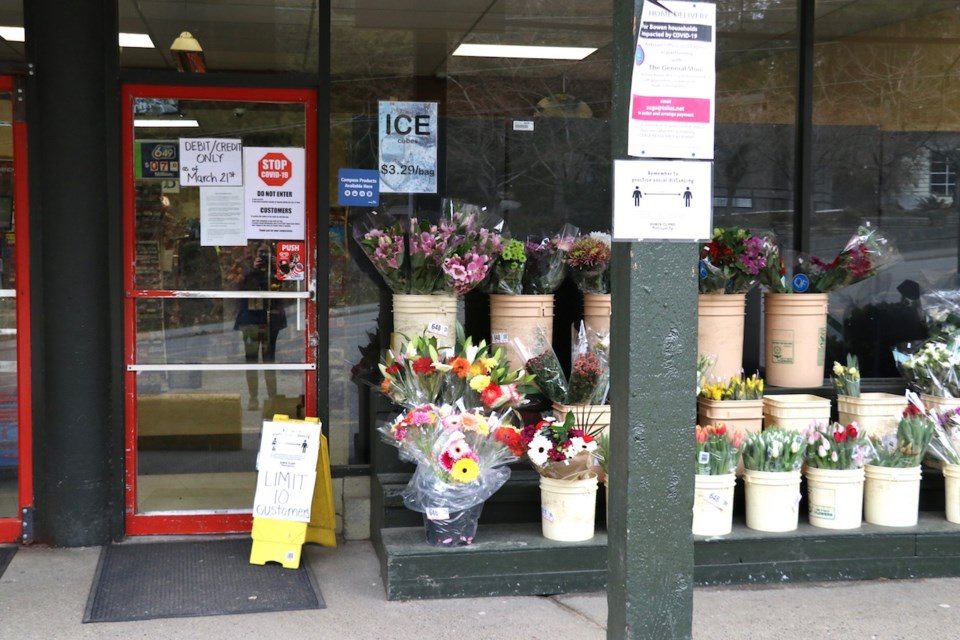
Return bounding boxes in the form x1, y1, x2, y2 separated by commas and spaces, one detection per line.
328, 1, 614, 466
811, 1, 960, 377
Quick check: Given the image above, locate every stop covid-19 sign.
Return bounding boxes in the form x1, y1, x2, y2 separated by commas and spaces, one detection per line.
258, 152, 292, 187
243, 147, 305, 239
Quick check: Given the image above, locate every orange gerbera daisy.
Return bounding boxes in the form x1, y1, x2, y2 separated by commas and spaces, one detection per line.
451, 357, 471, 378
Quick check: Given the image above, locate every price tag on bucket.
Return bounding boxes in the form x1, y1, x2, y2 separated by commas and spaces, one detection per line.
705, 491, 729, 511
698, 451, 710, 465
427, 321, 450, 337
426, 507, 450, 521
492, 331, 509, 345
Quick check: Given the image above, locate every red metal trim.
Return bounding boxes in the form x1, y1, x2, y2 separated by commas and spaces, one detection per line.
0, 77, 32, 542
122, 84, 319, 536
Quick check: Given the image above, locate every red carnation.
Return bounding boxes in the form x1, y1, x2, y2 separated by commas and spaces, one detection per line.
412, 356, 433, 374
385, 363, 401, 375
481, 383, 503, 407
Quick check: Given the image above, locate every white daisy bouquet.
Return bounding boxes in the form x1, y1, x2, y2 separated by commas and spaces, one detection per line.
893, 338, 960, 398
519, 412, 604, 480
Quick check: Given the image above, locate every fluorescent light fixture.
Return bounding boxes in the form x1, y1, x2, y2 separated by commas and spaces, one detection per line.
119, 32, 155, 49
134, 119, 200, 128
452, 44, 596, 60
0, 26, 154, 48
0, 27, 24, 43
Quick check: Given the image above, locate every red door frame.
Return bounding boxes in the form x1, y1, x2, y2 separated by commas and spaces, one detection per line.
0, 76, 34, 543
121, 84, 318, 535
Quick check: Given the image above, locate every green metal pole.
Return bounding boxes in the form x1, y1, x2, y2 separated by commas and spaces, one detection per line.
607, 0, 697, 637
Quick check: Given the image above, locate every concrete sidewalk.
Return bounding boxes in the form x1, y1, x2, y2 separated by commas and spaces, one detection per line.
1, 539, 959, 639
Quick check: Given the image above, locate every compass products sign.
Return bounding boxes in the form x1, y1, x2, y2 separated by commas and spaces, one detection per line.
378, 101, 438, 194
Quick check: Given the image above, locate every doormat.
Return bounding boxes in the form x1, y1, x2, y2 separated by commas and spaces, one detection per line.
83, 538, 324, 623
0, 546, 15, 579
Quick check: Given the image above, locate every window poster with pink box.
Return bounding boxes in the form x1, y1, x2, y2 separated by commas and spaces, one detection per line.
627, 1, 716, 160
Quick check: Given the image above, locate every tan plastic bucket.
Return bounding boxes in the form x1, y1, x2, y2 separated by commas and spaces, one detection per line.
391, 293, 458, 353
692, 473, 736, 537
762, 393, 831, 431
743, 469, 802, 532
863, 464, 921, 527
837, 393, 907, 439
539, 475, 598, 542
698, 293, 746, 382
582, 293, 612, 338
697, 397, 763, 434
805, 466, 864, 530
763, 292, 828, 388
489, 294, 554, 370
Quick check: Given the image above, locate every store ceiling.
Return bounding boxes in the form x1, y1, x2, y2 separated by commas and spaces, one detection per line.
0, 1, 952, 77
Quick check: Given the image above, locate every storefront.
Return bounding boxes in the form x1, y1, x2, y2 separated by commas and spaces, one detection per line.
0, 0, 958, 561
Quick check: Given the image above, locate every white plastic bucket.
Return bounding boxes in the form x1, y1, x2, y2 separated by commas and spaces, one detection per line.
863, 464, 921, 527
698, 293, 746, 382
837, 393, 907, 439
553, 403, 611, 438
763, 393, 831, 431
490, 294, 554, 370
583, 293, 612, 339
692, 473, 736, 537
391, 293, 458, 353
743, 469, 802, 532
805, 466, 864, 530
944, 464, 960, 524
539, 475, 598, 542
763, 292, 828, 388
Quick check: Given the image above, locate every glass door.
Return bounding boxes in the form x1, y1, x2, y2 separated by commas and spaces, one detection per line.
122, 85, 317, 535
0, 76, 31, 543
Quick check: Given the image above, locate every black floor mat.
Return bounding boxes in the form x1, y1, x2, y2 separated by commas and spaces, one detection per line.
0, 546, 15, 579
83, 538, 324, 623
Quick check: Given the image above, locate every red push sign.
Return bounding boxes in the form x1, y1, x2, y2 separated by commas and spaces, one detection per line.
258, 152, 292, 186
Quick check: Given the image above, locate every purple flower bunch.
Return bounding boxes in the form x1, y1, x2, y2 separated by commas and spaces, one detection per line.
408, 217, 456, 293
355, 214, 409, 293
443, 225, 503, 295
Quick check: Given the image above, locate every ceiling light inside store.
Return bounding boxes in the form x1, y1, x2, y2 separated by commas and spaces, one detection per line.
452, 44, 597, 60
119, 32, 155, 48
0, 26, 24, 42
133, 118, 200, 128
0, 27, 154, 48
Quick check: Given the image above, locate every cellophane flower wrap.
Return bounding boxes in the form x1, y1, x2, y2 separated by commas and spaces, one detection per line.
926, 405, 960, 466
379, 403, 520, 516
695, 424, 743, 475
441, 205, 505, 296
831, 354, 861, 397
514, 332, 569, 404
867, 393, 937, 467
699, 373, 763, 401
566, 322, 610, 405
520, 412, 603, 480
485, 237, 526, 294
698, 227, 768, 294
921, 289, 960, 341
892, 338, 960, 398
380, 327, 535, 413
440, 328, 536, 413
522, 223, 579, 294
352, 210, 408, 293
741, 427, 808, 472
803, 421, 872, 470
567, 232, 611, 294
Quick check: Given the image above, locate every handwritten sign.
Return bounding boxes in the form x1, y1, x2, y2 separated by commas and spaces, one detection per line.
179, 138, 243, 186
253, 420, 320, 522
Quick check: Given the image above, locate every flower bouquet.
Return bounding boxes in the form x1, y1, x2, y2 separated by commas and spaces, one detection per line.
380, 403, 520, 545
921, 289, 960, 341
567, 232, 611, 294
831, 355, 861, 397
698, 227, 769, 294
521, 223, 579, 294
485, 237, 526, 294
521, 412, 603, 541
740, 427, 808, 532
693, 423, 743, 536
407, 215, 455, 293
352, 210, 409, 293
893, 338, 960, 399
803, 421, 871, 529
863, 394, 937, 527
441, 206, 505, 296
697, 373, 764, 436
925, 407, 960, 524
